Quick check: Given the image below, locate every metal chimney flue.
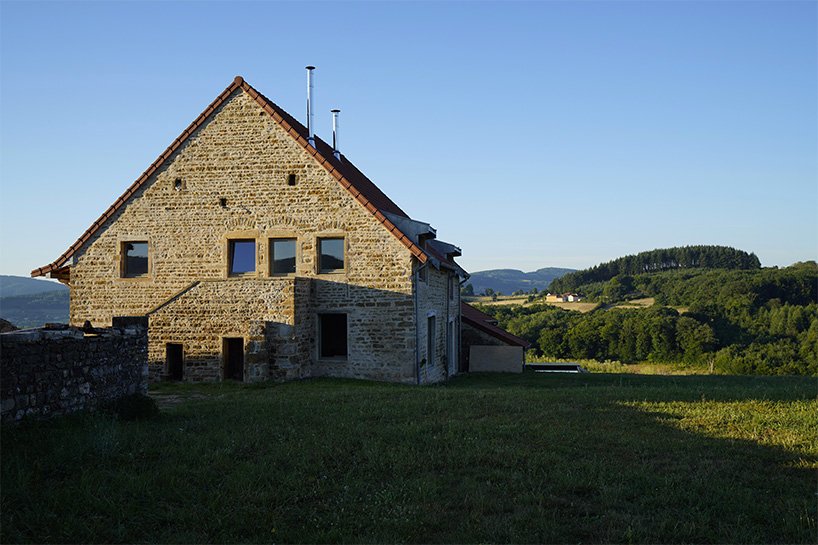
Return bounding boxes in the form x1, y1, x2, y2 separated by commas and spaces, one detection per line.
331, 109, 341, 160
306, 65, 315, 147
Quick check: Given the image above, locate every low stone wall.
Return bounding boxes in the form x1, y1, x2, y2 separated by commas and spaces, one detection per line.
0, 317, 148, 424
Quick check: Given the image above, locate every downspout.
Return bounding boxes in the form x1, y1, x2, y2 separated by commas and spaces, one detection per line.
458, 275, 468, 374
444, 272, 450, 380
413, 261, 425, 385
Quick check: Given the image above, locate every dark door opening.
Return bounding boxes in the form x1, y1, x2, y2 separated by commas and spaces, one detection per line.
223, 337, 244, 381
319, 313, 348, 359
166, 343, 184, 381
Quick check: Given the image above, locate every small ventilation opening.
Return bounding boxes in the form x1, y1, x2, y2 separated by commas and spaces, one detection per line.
219, 197, 227, 207
287, 174, 297, 186
174, 178, 183, 191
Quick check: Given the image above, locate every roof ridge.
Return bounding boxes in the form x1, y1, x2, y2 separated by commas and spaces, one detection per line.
32, 76, 427, 277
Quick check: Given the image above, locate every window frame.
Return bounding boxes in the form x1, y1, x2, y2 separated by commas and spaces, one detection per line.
269, 237, 298, 276
120, 240, 150, 279
227, 239, 257, 277
317, 236, 346, 274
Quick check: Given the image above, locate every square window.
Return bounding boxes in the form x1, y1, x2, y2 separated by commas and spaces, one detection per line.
229, 240, 256, 275
270, 238, 296, 275
319, 313, 347, 359
318, 237, 345, 273
122, 241, 148, 278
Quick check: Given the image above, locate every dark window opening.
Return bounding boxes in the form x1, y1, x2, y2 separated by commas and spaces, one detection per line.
123, 242, 148, 278
223, 337, 244, 381
219, 197, 227, 207
287, 174, 297, 186
270, 238, 296, 274
319, 237, 344, 273
174, 178, 183, 191
229, 240, 255, 275
319, 314, 347, 359
166, 343, 184, 381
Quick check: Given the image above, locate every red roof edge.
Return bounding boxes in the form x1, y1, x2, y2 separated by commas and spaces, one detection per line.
32, 75, 427, 277
461, 302, 531, 348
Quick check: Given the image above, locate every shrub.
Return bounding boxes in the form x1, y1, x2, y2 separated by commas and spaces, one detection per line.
105, 394, 160, 421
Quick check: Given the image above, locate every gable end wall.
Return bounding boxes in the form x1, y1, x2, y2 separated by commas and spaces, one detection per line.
68, 89, 418, 382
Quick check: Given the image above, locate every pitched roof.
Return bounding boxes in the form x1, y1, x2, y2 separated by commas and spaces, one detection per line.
461, 302, 531, 348
31, 76, 427, 278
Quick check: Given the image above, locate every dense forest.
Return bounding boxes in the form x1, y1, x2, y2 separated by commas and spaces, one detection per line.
549, 245, 761, 294
479, 260, 818, 375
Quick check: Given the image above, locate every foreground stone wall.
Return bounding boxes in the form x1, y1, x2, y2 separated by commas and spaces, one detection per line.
0, 317, 148, 424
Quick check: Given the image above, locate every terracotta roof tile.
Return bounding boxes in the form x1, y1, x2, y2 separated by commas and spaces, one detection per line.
32, 76, 426, 277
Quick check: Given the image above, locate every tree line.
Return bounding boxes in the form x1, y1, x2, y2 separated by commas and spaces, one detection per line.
549, 245, 761, 294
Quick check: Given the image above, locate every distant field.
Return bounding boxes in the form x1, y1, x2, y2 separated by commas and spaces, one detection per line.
464, 296, 599, 313
544, 301, 599, 313
614, 297, 655, 308
529, 358, 712, 375
3, 373, 816, 543
465, 295, 529, 306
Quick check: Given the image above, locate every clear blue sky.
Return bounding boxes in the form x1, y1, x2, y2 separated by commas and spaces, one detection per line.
1, 0, 816, 277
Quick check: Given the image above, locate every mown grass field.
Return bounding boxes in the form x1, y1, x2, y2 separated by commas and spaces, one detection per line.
464, 295, 599, 313
2, 372, 817, 544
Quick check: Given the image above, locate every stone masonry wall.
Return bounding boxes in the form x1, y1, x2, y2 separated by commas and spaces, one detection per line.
415, 265, 460, 384
67, 89, 418, 383
147, 279, 303, 382
0, 317, 148, 423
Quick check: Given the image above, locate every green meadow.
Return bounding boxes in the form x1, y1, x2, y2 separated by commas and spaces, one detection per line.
2, 372, 816, 543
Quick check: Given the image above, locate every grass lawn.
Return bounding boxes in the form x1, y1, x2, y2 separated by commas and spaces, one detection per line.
2, 372, 817, 543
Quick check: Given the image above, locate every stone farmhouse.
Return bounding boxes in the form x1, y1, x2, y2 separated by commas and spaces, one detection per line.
32, 74, 524, 384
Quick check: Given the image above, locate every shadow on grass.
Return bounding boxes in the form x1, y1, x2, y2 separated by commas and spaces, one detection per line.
1, 372, 816, 543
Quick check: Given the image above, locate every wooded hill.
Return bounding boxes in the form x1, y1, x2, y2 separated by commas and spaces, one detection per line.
479, 257, 818, 375
549, 246, 760, 294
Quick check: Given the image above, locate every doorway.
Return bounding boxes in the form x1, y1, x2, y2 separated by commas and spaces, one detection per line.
166, 343, 184, 381
223, 337, 244, 381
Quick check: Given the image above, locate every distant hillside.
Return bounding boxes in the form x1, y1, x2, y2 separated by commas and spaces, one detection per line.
0, 276, 70, 328
466, 268, 575, 295
0, 275, 68, 298
0, 290, 70, 329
